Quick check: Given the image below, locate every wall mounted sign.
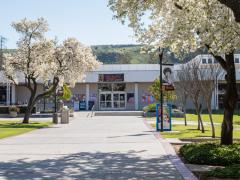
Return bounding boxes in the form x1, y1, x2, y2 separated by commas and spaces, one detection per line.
98, 74, 124, 82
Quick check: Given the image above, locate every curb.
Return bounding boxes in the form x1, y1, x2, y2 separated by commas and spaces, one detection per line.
143, 119, 198, 180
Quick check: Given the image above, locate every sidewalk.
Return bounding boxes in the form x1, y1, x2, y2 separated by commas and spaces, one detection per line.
0, 113, 194, 179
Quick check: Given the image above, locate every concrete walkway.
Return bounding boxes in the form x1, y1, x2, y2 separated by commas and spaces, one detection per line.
0, 113, 193, 180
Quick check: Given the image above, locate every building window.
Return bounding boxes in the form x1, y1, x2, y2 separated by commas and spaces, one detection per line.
98, 83, 126, 92
0, 86, 6, 104
214, 59, 217, 63
112, 83, 126, 91
202, 58, 207, 64
235, 58, 240, 64
98, 83, 112, 91
208, 59, 212, 64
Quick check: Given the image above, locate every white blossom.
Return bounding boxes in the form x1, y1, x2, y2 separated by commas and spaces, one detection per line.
3, 18, 100, 88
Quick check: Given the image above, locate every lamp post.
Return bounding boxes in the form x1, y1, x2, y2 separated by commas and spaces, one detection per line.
54, 87, 57, 113
159, 47, 164, 132
52, 78, 58, 124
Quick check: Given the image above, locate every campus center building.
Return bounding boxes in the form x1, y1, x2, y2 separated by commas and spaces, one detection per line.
0, 53, 240, 111
0, 64, 173, 112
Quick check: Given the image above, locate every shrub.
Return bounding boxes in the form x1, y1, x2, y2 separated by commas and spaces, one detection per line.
208, 165, 240, 178
8, 106, 20, 113
143, 103, 156, 112
179, 142, 240, 166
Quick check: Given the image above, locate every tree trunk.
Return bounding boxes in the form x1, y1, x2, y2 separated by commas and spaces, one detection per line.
22, 84, 37, 124
207, 105, 215, 138
197, 110, 205, 133
197, 119, 200, 130
23, 103, 34, 124
221, 53, 237, 145
195, 102, 204, 132
184, 107, 187, 126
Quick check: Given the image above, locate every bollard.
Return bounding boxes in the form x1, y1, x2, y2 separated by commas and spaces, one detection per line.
52, 113, 58, 124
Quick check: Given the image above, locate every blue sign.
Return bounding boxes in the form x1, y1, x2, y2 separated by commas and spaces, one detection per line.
156, 103, 172, 131
79, 101, 86, 110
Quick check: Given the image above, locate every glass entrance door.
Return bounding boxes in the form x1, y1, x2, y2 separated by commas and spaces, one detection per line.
113, 93, 126, 109
99, 92, 126, 110
100, 92, 112, 109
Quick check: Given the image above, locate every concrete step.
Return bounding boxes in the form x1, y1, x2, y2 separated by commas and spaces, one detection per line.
94, 111, 143, 116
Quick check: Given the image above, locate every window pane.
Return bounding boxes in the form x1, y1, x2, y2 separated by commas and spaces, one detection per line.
106, 94, 112, 101
114, 102, 119, 108
113, 94, 119, 101
208, 59, 212, 64
120, 94, 125, 100
98, 83, 112, 91
100, 102, 105, 108
106, 102, 112, 108
120, 101, 125, 108
235, 58, 239, 63
100, 94, 105, 101
202, 59, 207, 64
113, 83, 126, 91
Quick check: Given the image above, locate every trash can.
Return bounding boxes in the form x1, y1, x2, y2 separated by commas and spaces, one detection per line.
61, 109, 69, 124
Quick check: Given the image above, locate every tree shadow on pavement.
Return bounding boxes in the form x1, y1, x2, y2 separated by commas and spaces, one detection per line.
0, 152, 183, 180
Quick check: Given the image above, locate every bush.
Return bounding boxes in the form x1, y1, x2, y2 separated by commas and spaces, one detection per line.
9, 106, 20, 113
208, 165, 240, 178
180, 142, 240, 166
143, 103, 156, 112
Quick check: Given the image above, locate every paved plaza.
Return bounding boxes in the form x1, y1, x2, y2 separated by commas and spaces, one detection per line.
0, 113, 194, 180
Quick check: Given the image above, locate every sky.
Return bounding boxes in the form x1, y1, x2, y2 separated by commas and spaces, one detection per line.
0, 0, 137, 48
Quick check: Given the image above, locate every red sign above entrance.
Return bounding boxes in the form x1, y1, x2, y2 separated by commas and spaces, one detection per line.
98, 74, 124, 82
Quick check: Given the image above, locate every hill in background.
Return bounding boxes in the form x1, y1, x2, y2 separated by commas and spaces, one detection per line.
92, 44, 206, 64
92, 44, 179, 64
2, 44, 207, 64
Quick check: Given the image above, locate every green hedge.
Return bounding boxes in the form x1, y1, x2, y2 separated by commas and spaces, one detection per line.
143, 103, 178, 112
180, 142, 240, 166
207, 165, 240, 178
0, 106, 36, 114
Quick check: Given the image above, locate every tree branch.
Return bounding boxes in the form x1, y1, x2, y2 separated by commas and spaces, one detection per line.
205, 44, 227, 71
34, 77, 59, 103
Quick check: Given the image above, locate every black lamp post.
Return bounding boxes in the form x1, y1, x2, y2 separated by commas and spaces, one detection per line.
159, 47, 164, 132
54, 88, 57, 113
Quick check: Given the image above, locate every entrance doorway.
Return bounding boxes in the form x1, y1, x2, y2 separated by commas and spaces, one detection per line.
99, 92, 126, 110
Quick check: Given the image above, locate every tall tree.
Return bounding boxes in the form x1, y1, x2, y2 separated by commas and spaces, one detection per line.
3, 18, 100, 123
198, 63, 223, 138
174, 74, 189, 126
178, 63, 205, 132
109, 0, 240, 145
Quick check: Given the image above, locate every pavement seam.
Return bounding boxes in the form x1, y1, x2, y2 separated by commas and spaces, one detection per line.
143, 118, 198, 180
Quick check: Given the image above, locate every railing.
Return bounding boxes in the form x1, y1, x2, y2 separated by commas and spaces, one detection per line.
91, 105, 95, 117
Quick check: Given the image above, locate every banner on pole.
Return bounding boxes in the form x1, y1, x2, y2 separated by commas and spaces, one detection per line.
156, 103, 172, 131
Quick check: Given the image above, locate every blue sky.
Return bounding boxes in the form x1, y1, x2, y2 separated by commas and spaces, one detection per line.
0, 0, 137, 48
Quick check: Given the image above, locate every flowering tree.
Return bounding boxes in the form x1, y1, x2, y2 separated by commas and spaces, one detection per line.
3, 18, 100, 123
148, 78, 176, 103
109, 0, 240, 144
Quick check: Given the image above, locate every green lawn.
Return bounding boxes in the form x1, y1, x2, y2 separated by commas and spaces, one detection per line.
147, 113, 240, 125
175, 114, 240, 125
0, 121, 52, 139
155, 124, 240, 139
